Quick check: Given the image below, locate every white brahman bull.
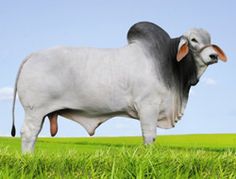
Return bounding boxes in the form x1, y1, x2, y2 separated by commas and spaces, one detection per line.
11, 22, 227, 153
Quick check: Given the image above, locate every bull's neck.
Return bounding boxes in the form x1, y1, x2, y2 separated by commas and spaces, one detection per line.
167, 38, 198, 101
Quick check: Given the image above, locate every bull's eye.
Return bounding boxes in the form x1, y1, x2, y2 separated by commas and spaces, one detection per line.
191, 38, 198, 43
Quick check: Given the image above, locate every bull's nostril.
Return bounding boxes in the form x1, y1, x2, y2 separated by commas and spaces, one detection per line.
209, 54, 218, 60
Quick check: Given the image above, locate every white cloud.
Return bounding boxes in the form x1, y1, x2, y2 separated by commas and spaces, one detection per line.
202, 77, 217, 86
0, 87, 14, 101
0, 133, 11, 137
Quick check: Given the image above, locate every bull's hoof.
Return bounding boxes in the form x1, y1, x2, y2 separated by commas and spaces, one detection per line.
144, 136, 155, 145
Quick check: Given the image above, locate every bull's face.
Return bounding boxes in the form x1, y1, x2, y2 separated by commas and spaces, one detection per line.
176, 28, 227, 66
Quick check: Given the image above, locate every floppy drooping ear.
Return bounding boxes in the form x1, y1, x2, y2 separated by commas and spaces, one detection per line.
176, 37, 189, 62
212, 44, 227, 62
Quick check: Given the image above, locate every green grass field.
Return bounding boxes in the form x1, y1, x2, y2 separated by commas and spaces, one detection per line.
0, 134, 236, 178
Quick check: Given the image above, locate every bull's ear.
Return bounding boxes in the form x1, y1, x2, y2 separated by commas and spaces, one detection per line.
176, 37, 189, 62
212, 44, 227, 62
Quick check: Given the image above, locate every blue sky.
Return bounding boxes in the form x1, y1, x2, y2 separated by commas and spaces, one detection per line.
0, 0, 235, 137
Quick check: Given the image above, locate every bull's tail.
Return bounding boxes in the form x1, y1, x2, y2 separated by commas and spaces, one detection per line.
11, 81, 17, 137
11, 55, 32, 137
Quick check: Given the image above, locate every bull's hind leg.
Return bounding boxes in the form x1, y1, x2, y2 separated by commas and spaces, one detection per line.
21, 111, 45, 153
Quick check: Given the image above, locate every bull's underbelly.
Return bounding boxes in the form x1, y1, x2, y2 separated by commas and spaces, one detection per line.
56, 90, 184, 135
58, 109, 132, 136
47, 89, 184, 137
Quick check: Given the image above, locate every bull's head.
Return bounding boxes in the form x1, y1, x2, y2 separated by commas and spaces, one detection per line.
176, 29, 227, 69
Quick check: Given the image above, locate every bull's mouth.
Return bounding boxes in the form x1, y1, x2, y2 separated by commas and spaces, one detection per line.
208, 59, 218, 65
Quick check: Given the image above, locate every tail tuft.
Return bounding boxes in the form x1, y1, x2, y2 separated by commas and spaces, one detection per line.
11, 124, 16, 137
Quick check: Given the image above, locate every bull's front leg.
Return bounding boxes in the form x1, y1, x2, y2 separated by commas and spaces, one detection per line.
138, 104, 159, 144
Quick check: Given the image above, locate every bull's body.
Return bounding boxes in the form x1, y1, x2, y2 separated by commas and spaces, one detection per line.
12, 22, 227, 153
18, 43, 180, 132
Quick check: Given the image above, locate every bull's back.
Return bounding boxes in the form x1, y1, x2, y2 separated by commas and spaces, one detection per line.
17, 46, 135, 112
